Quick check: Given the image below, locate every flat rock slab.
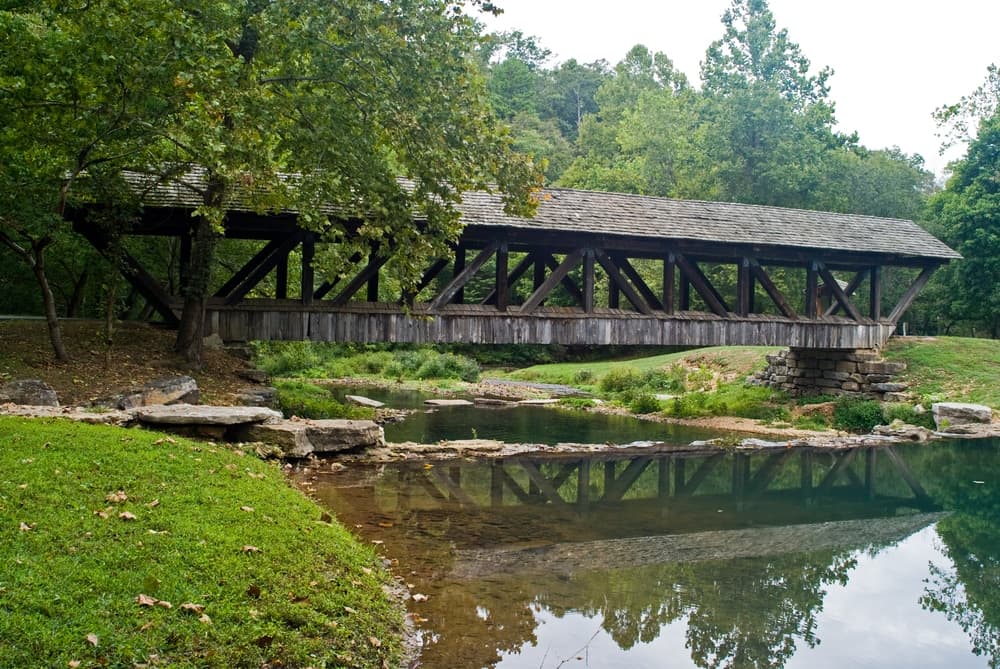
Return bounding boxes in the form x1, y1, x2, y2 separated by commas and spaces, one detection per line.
115, 376, 199, 410
932, 402, 994, 430
135, 404, 281, 426
1, 403, 133, 425
424, 399, 473, 407
236, 419, 384, 458
517, 398, 560, 406
473, 397, 516, 406
345, 395, 385, 408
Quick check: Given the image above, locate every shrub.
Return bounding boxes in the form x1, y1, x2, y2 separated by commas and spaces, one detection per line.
414, 352, 480, 382
832, 397, 884, 433
884, 403, 936, 430
598, 366, 644, 393
629, 393, 662, 414
641, 366, 685, 392
254, 341, 323, 377
275, 381, 374, 420
573, 369, 595, 384
558, 397, 597, 410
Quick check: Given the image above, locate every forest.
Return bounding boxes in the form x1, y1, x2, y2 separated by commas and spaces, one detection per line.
1, 0, 998, 361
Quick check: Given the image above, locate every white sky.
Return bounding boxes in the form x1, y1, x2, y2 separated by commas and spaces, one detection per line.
482, 0, 1000, 177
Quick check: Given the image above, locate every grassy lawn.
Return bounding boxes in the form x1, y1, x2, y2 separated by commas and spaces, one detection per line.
0, 417, 402, 668
885, 336, 1000, 408
497, 346, 780, 387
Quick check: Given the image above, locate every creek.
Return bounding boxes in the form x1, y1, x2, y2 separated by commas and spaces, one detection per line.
297, 437, 1000, 669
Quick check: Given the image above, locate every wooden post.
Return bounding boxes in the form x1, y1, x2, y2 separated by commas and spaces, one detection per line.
806, 262, 819, 318
583, 249, 595, 313
495, 242, 509, 311
300, 233, 314, 306
870, 266, 882, 320
366, 255, 380, 302
663, 254, 675, 314
658, 457, 671, 499
275, 252, 288, 300
521, 250, 585, 314
608, 274, 620, 309
680, 273, 690, 311
801, 450, 813, 502
533, 253, 546, 291
453, 245, 466, 304
429, 242, 499, 311
750, 260, 797, 319
673, 458, 686, 492
577, 459, 590, 508
865, 448, 877, 500
737, 258, 751, 317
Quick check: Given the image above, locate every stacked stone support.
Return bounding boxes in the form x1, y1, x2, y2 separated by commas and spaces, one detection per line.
751, 348, 908, 401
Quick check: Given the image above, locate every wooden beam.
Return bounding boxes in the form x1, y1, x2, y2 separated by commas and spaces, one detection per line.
816, 449, 859, 493
663, 254, 675, 314
453, 245, 467, 304
817, 262, 863, 322
806, 262, 819, 318
213, 237, 285, 298
824, 270, 867, 317
610, 252, 664, 311
737, 258, 751, 317
495, 242, 509, 311
429, 242, 499, 311
481, 251, 535, 305
330, 253, 390, 306
300, 233, 315, 305
888, 265, 936, 324
608, 274, 620, 309
748, 260, 797, 319
224, 232, 303, 305
674, 253, 729, 317
275, 252, 288, 300
676, 453, 724, 496
594, 250, 654, 315
870, 266, 882, 320
520, 462, 570, 508
679, 272, 690, 310
601, 458, 651, 502
543, 254, 585, 305
521, 249, 585, 314
533, 253, 546, 290
583, 249, 595, 313
366, 264, 380, 302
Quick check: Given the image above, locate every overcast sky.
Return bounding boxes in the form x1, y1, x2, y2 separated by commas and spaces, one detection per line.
482, 0, 1000, 177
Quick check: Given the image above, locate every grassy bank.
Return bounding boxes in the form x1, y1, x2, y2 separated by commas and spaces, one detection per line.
885, 336, 1000, 408
0, 417, 402, 668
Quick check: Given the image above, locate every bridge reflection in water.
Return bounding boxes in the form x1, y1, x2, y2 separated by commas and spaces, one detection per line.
304, 444, 955, 669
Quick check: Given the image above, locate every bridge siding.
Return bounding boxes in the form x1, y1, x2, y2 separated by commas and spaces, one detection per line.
209, 304, 896, 348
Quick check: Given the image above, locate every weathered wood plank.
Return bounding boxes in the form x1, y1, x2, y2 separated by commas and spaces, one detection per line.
429, 242, 499, 311
521, 249, 585, 314
888, 265, 937, 324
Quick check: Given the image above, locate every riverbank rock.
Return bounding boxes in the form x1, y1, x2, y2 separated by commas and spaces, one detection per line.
517, 398, 560, 406
345, 394, 385, 408
135, 404, 280, 438
932, 402, 993, 430
111, 376, 199, 410
235, 419, 384, 458
236, 386, 279, 409
0, 379, 59, 407
424, 399, 473, 407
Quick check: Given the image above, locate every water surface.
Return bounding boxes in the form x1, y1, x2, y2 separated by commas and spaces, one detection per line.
299, 438, 1000, 669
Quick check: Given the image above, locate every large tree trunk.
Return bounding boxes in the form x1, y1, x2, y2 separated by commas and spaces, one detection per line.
174, 179, 225, 367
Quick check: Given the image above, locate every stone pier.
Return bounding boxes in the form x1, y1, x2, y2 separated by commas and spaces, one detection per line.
752, 348, 908, 401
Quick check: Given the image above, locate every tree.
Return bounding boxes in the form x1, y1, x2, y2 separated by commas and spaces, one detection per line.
1, 1, 542, 365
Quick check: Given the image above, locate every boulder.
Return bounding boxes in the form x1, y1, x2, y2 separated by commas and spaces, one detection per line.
135, 404, 281, 426
116, 376, 199, 409
236, 386, 279, 409
932, 402, 994, 430
235, 419, 384, 458
345, 394, 385, 408
424, 399, 473, 407
0, 379, 59, 407
237, 368, 270, 384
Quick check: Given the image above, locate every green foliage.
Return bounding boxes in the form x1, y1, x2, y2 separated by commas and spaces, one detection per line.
884, 403, 936, 430
274, 381, 374, 420
831, 397, 885, 433
599, 366, 645, 393
629, 393, 662, 415
557, 397, 597, 410
0, 417, 401, 668
665, 383, 789, 421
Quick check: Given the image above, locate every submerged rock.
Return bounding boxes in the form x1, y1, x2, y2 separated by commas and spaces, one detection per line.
424, 399, 473, 407
345, 394, 385, 408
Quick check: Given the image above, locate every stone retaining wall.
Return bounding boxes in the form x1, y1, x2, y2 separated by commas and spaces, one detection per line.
751, 348, 909, 401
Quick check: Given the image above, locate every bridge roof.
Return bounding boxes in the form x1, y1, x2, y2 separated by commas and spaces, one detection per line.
459, 187, 959, 261
126, 171, 959, 262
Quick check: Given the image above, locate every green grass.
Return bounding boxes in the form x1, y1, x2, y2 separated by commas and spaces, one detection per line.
275, 380, 376, 420
662, 382, 790, 422
885, 336, 1000, 408
498, 346, 779, 387
0, 417, 402, 668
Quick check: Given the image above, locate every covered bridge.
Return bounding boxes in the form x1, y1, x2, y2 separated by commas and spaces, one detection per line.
75, 173, 959, 349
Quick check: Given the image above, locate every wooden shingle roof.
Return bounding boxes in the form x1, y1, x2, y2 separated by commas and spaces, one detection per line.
125, 170, 959, 261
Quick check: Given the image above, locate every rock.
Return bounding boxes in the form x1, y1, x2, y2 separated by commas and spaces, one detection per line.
874, 422, 934, 442
516, 398, 560, 405
423, 399, 473, 407
869, 382, 908, 393
235, 419, 384, 458
236, 386, 279, 409
202, 333, 225, 350
237, 369, 270, 384
345, 394, 385, 408
0, 379, 59, 407
473, 397, 516, 406
932, 402, 994, 430
115, 376, 199, 410
135, 404, 281, 426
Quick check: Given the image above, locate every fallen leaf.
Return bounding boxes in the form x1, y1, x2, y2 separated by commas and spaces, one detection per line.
412, 593, 429, 602
181, 603, 205, 614
246, 584, 261, 599
17, 483, 27, 489
68, 661, 81, 668
242, 545, 260, 554
146, 499, 160, 508
119, 511, 137, 521
377, 521, 393, 528
198, 613, 212, 625
361, 567, 373, 576
240, 506, 254, 513
371, 540, 384, 546
105, 490, 128, 504
86, 633, 99, 647
343, 606, 356, 614
136, 594, 158, 607
139, 621, 155, 632
155, 600, 172, 609
19, 522, 32, 532
368, 636, 382, 648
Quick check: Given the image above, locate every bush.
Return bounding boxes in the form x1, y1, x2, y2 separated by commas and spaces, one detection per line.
573, 369, 595, 384
599, 366, 644, 393
832, 397, 884, 433
558, 397, 596, 410
884, 402, 936, 430
275, 381, 374, 420
253, 341, 323, 377
414, 352, 480, 382
629, 393, 662, 414
641, 366, 686, 393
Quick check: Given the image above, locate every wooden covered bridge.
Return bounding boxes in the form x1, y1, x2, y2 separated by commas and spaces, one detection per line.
76, 172, 959, 348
